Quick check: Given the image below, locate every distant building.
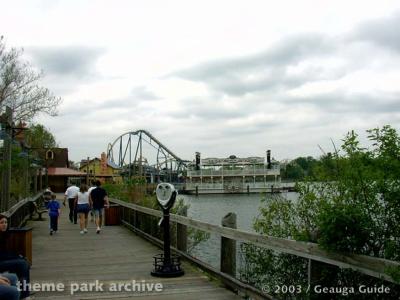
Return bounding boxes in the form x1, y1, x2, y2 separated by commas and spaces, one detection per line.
35, 148, 69, 168
34, 148, 86, 192
79, 152, 122, 184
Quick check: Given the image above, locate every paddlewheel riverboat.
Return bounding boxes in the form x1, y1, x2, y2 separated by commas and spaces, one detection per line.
185, 150, 281, 194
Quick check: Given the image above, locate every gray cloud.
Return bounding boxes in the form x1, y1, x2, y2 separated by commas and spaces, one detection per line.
171, 12, 400, 99
60, 99, 138, 120
170, 33, 341, 96
31, 9, 400, 163
60, 86, 160, 115
60, 86, 160, 117
78, 86, 160, 114
353, 12, 400, 52
130, 86, 160, 101
220, 119, 281, 136
175, 33, 332, 78
169, 95, 254, 121
284, 91, 400, 116
28, 46, 105, 78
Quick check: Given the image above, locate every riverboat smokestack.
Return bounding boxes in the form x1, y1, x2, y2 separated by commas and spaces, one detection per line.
195, 152, 201, 170
266, 150, 271, 169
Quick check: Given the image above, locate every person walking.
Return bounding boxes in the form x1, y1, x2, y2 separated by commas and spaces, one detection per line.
64, 183, 79, 224
75, 184, 92, 234
90, 180, 109, 234
43, 186, 52, 206
47, 193, 61, 235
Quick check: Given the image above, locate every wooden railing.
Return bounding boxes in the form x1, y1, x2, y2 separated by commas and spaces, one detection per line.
110, 198, 400, 298
2, 192, 44, 227
1, 192, 44, 265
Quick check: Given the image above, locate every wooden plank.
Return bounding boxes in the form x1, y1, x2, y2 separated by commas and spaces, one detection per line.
34, 286, 236, 300
29, 199, 240, 299
111, 198, 400, 283
121, 221, 270, 300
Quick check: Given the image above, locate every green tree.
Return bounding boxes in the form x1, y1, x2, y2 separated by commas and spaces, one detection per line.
25, 124, 57, 149
1, 124, 57, 203
281, 162, 304, 180
0, 36, 61, 122
241, 126, 400, 299
281, 156, 318, 180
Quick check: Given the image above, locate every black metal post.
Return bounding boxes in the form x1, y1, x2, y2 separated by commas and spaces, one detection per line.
151, 206, 184, 277
163, 210, 171, 265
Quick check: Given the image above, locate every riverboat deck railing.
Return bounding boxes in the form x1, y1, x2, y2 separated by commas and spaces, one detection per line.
187, 168, 280, 177
110, 197, 400, 298
185, 182, 279, 190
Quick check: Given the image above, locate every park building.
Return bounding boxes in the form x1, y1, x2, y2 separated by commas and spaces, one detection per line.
79, 152, 122, 184
34, 148, 86, 192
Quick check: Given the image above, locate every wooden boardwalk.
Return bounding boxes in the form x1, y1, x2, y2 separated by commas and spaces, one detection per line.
28, 202, 240, 299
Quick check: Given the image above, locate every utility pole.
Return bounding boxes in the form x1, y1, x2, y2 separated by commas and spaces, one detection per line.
38, 168, 43, 191
45, 167, 48, 188
24, 146, 29, 197
86, 156, 90, 185
1, 107, 12, 211
139, 133, 143, 177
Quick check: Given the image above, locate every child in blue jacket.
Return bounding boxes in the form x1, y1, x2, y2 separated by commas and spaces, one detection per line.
47, 194, 61, 235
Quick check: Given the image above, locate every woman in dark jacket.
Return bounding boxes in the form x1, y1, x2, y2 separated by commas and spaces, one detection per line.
0, 214, 31, 299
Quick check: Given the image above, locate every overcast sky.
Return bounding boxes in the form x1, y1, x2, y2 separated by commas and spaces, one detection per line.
2, 0, 400, 163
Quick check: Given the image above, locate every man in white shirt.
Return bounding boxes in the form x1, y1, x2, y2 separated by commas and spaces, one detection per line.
64, 184, 79, 223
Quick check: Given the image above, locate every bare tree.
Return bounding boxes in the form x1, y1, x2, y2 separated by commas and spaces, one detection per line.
0, 36, 62, 122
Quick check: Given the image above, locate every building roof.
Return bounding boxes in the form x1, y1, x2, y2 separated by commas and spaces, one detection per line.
107, 160, 121, 169
47, 167, 86, 177
80, 158, 121, 170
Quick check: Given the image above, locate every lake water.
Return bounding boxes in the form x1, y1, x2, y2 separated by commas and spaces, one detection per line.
179, 192, 298, 269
